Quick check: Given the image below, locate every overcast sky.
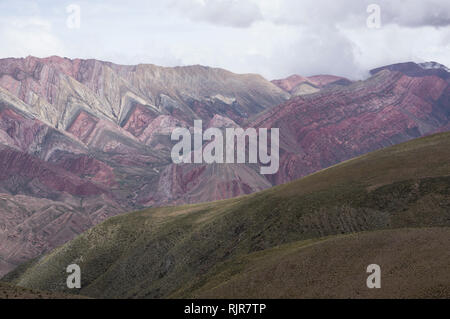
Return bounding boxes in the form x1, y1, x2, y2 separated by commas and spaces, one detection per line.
0, 0, 449, 80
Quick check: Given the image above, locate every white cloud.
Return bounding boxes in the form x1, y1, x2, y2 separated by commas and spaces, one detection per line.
253, 0, 450, 28
344, 24, 450, 73
0, 17, 65, 58
380, 0, 450, 27
0, 0, 449, 80
167, 0, 263, 28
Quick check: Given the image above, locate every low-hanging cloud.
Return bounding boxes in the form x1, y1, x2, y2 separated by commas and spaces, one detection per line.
167, 0, 450, 29
381, 0, 450, 28
256, 0, 450, 29
167, 0, 263, 28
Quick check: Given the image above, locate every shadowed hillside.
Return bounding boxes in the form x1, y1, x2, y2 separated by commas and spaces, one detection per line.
0, 282, 87, 299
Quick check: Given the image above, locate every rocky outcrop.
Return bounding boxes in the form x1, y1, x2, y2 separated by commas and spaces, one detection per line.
0, 56, 289, 128
0, 56, 288, 276
271, 74, 351, 96
0, 192, 123, 275
251, 65, 450, 184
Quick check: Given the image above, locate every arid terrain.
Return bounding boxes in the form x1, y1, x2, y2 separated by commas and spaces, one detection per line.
3, 131, 449, 298
0, 57, 449, 278
0, 281, 86, 299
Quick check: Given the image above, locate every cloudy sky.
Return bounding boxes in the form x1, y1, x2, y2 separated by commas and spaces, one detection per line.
0, 0, 449, 79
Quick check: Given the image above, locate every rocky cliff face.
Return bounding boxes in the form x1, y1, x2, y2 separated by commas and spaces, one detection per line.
251, 65, 450, 185
0, 57, 449, 276
271, 74, 352, 96
0, 56, 288, 127
0, 56, 288, 275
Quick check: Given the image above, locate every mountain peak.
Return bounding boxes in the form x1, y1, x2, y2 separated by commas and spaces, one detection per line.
370, 61, 450, 79
418, 61, 450, 72
271, 73, 351, 96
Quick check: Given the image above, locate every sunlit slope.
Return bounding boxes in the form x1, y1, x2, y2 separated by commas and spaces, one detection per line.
3, 132, 450, 298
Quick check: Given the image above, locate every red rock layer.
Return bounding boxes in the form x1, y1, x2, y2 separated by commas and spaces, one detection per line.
252, 68, 450, 184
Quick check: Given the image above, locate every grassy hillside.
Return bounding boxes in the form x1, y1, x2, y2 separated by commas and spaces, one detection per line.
173, 227, 449, 299
3, 132, 450, 298
0, 282, 87, 299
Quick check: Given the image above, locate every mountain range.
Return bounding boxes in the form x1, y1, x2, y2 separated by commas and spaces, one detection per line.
4, 131, 449, 298
0, 56, 449, 278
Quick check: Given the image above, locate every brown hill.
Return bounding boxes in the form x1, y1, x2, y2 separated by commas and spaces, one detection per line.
179, 228, 449, 299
